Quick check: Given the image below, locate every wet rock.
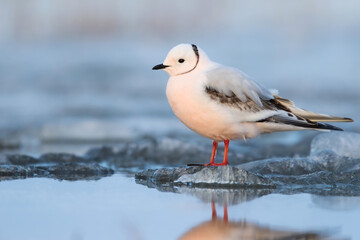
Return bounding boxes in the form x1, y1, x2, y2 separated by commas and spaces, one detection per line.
0, 165, 28, 177
176, 166, 274, 187
2, 131, 360, 187
0, 152, 114, 181
310, 150, 360, 173
85, 146, 118, 162
239, 154, 360, 187
237, 133, 360, 188
44, 163, 111, 175
136, 166, 274, 188
135, 166, 202, 182
269, 171, 360, 186
137, 171, 360, 205
0, 154, 39, 165
135, 168, 275, 205
6, 154, 38, 165
41, 163, 114, 181
240, 152, 360, 175
136, 133, 360, 196
239, 157, 316, 176
0, 163, 114, 181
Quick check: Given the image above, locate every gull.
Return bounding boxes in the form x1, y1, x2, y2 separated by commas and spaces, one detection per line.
152, 43, 353, 166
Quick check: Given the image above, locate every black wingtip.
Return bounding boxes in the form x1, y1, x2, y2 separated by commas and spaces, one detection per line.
258, 115, 346, 131
343, 117, 354, 122
317, 122, 343, 131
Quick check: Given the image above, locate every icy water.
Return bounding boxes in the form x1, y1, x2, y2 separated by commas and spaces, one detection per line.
0, 174, 359, 240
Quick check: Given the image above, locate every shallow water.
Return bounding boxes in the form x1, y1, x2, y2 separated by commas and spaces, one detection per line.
0, 173, 358, 240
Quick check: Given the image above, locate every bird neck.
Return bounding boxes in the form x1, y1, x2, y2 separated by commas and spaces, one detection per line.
197, 49, 213, 70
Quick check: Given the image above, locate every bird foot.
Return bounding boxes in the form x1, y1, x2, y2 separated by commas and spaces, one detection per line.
205, 163, 228, 166
187, 163, 229, 166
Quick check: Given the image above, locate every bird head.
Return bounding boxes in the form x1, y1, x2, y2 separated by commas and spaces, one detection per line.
152, 43, 201, 76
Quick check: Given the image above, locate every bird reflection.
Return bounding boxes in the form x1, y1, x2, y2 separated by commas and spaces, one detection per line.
179, 201, 326, 240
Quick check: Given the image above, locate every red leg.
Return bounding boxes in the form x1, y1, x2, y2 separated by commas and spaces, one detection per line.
211, 201, 217, 221
222, 140, 229, 165
205, 141, 218, 166
223, 204, 228, 223
208, 140, 229, 166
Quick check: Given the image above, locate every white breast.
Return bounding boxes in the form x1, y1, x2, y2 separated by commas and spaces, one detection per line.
166, 72, 263, 141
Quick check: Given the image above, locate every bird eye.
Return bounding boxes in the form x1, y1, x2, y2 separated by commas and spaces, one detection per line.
178, 58, 185, 63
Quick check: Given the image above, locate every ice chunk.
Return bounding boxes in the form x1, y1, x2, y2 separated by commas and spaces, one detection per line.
135, 166, 274, 188
310, 132, 360, 159
240, 152, 360, 177
0, 153, 114, 181
239, 157, 315, 176
176, 166, 273, 187
309, 150, 360, 173
239, 153, 360, 186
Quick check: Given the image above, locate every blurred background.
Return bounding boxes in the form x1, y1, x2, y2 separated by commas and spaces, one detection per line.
0, 0, 359, 155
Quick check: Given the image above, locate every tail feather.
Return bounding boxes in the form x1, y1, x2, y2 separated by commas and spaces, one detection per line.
259, 114, 344, 131
274, 95, 353, 122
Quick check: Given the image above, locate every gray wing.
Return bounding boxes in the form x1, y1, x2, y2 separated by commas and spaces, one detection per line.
205, 65, 274, 107
205, 86, 280, 113
205, 65, 345, 130
205, 85, 343, 130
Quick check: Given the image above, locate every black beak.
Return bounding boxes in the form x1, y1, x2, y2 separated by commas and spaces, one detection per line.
152, 63, 169, 70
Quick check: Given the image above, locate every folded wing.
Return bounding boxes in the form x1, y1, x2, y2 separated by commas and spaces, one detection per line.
205, 65, 353, 130
274, 95, 353, 122
205, 65, 273, 107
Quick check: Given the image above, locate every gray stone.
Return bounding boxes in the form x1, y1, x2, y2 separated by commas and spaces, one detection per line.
0, 163, 114, 181
6, 154, 38, 165
0, 165, 27, 177
0, 152, 114, 181
41, 163, 114, 181
135, 166, 274, 188
85, 146, 118, 162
